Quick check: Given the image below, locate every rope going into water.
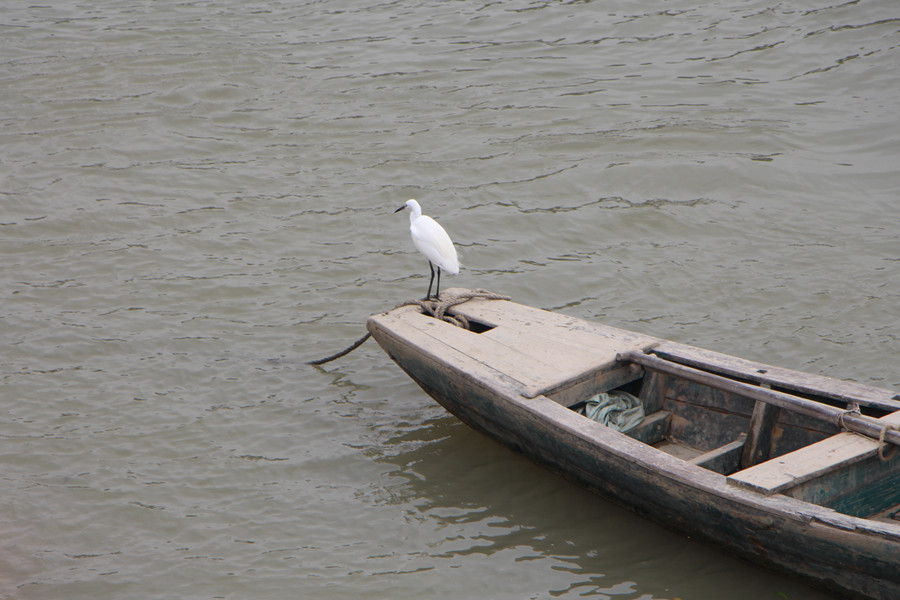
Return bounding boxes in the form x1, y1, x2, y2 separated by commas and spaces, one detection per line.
305, 330, 373, 366
306, 289, 511, 366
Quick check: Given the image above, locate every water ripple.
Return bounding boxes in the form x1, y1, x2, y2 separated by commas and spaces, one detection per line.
1, 1, 894, 599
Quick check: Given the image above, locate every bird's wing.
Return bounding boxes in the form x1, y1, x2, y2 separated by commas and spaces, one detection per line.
411, 216, 459, 274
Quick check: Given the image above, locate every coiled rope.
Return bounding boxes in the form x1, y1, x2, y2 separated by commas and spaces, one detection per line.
877, 423, 900, 462
306, 289, 511, 366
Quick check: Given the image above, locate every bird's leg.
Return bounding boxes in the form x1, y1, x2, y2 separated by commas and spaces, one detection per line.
435, 267, 442, 300
425, 262, 435, 300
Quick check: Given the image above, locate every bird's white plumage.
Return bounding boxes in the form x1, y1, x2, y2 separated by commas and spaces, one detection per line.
402, 199, 459, 274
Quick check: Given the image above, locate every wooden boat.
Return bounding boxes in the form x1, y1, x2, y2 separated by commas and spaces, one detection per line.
367, 289, 900, 600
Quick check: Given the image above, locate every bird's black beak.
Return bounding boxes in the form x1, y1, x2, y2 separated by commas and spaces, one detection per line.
394, 205, 406, 213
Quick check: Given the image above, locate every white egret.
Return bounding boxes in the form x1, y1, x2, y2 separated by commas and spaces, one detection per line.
394, 199, 459, 300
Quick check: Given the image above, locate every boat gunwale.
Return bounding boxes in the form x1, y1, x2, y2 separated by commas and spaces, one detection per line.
521, 392, 900, 541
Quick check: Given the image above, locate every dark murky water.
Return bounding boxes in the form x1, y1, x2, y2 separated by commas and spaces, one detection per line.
2, 1, 898, 598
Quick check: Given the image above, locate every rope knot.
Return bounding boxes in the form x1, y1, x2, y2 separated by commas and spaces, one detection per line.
307, 289, 511, 365
392, 288, 511, 331
839, 403, 898, 462
838, 404, 861, 431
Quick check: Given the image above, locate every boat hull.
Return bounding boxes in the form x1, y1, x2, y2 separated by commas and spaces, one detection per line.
367, 293, 900, 599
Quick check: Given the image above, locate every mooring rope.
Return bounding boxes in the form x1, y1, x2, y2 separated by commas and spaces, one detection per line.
305, 330, 373, 366
306, 289, 511, 366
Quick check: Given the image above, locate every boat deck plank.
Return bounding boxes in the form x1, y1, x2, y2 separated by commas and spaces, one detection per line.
376, 307, 555, 393
442, 291, 657, 397
375, 305, 642, 398
728, 411, 900, 495
447, 291, 658, 353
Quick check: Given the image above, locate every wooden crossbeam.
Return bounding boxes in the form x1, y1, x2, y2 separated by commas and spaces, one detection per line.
619, 350, 900, 448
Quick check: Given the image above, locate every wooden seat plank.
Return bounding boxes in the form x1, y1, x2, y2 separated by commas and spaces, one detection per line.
728, 411, 900, 495
691, 435, 747, 475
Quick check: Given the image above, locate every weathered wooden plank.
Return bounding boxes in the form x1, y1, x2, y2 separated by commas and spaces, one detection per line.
652, 340, 900, 412
664, 377, 758, 416
662, 395, 752, 452
729, 434, 876, 495
404, 291, 655, 399
367, 308, 527, 398
545, 364, 643, 408
371, 303, 645, 402
484, 322, 611, 359
626, 410, 672, 445
741, 399, 781, 468
728, 411, 900, 495
638, 370, 667, 414
789, 454, 900, 518
479, 323, 645, 399
691, 435, 747, 475
654, 439, 703, 460
870, 502, 900, 522
376, 306, 573, 393
623, 350, 900, 447
444, 288, 659, 354
664, 377, 834, 458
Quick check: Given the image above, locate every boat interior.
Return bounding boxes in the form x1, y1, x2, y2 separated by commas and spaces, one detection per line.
545, 351, 900, 523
